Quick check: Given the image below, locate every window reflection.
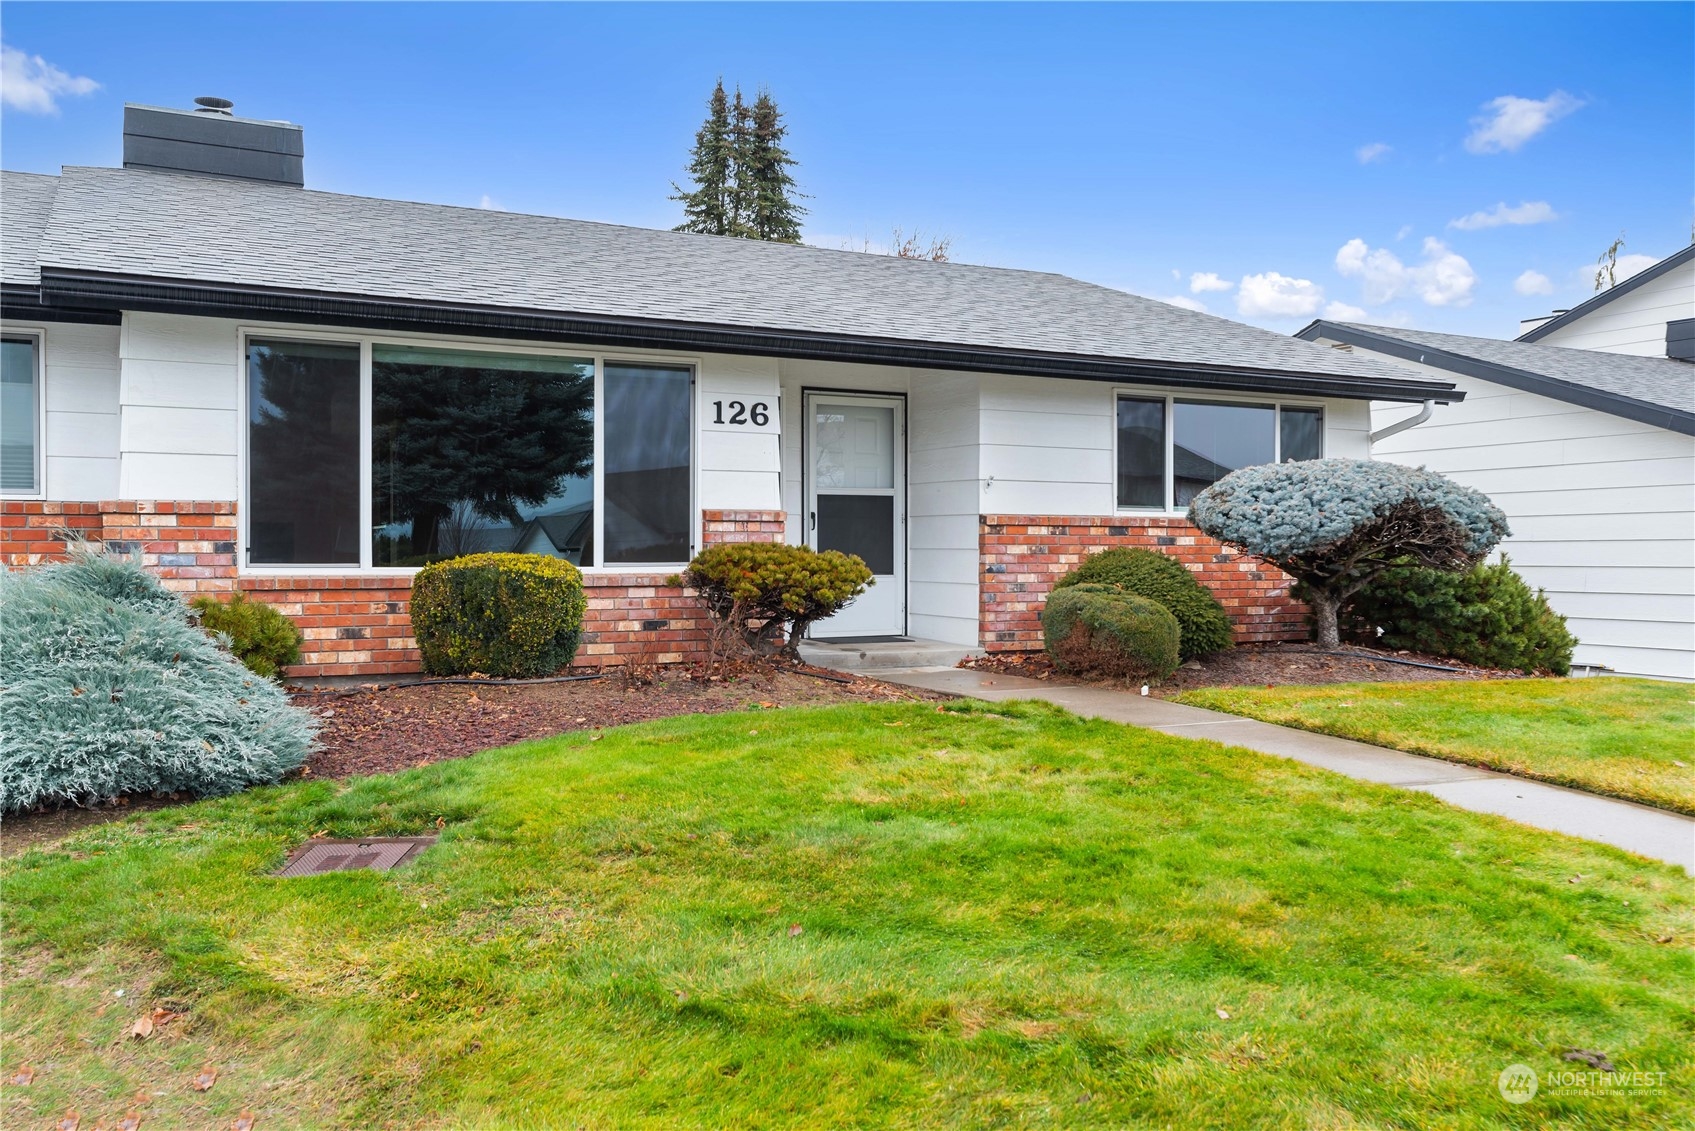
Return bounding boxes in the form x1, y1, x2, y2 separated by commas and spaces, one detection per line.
372, 346, 595, 566
248, 339, 362, 565
603, 364, 692, 563
1173, 400, 1275, 507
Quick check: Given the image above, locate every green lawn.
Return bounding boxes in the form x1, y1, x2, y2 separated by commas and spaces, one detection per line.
4, 701, 1691, 1129
1176, 677, 1695, 815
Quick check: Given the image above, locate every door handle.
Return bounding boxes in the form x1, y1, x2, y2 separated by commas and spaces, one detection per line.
810, 511, 816, 531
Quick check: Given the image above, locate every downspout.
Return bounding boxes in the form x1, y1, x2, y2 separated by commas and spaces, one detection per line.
1369, 400, 1433, 446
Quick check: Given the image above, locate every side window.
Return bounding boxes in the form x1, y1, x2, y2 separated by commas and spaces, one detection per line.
1115, 396, 1165, 508
1, 337, 41, 494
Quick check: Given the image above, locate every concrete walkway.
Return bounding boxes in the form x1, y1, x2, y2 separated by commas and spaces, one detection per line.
879, 667, 1695, 872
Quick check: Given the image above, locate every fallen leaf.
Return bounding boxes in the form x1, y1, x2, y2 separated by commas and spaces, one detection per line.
1563, 1049, 1615, 1072
788, 923, 804, 938
201, 739, 216, 754
117, 1112, 142, 1131
1215, 1008, 1231, 1020
7, 1064, 33, 1085
129, 1014, 154, 1040
231, 1112, 257, 1131
191, 1064, 218, 1092
56, 1112, 80, 1131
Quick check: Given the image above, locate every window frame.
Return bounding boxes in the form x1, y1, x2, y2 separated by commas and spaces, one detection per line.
1111, 388, 1325, 514
237, 327, 698, 576
0, 328, 47, 499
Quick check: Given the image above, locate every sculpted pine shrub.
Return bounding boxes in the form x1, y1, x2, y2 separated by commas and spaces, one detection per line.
410, 553, 587, 678
1055, 547, 1233, 661
683, 543, 873, 657
1348, 556, 1577, 675
1041, 585, 1180, 681
1, 553, 316, 812
1188, 459, 1508, 647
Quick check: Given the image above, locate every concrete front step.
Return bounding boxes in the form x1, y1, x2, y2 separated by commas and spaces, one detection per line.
798, 637, 981, 673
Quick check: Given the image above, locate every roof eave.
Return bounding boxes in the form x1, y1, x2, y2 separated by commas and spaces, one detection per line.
36, 269, 1464, 404
1300, 320, 1695, 436
1515, 244, 1695, 343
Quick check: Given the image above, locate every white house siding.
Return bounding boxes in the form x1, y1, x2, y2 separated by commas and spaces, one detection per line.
1533, 258, 1695, 357
1362, 359, 1695, 680
20, 321, 122, 500
118, 312, 242, 500
694, 354, 782, 520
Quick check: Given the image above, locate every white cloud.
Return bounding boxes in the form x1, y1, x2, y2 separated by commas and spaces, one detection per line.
1236, 272, 1325, 318
1448, 200, 1558, 231
1464, 91, 1584, 154
478, 194, 501, 210
1611, 253, 1658, 284
1395, 225, 1413, 241
1323, 301, 1369, 321
1, 44, 99, 114
1513, 269, 1554, 296
1355, 142, 1392, 164
1335, 236, 1477, 308
1189, 272, 1234, 294
1163, 295, 1208, 313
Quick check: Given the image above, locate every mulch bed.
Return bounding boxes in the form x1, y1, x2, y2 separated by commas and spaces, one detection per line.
960, 642, 1523, 695
294, 665, 941, 779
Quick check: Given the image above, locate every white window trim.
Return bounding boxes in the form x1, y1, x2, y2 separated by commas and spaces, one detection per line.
0, 325, 47, 499
1110, 388, 1326, 516
236, 325, 699, 577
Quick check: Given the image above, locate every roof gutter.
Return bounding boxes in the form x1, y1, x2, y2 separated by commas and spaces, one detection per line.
29, 269, 1466, 405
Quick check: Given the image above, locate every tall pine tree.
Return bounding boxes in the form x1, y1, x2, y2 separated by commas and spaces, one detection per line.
742, 90, 806, 242
672, 81, 804, 242
671, 80, 737, 236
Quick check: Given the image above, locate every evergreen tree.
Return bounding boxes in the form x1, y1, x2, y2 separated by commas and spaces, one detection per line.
671, 80, 737, 236
672, 81, 805, 242
741, 89, 806, 242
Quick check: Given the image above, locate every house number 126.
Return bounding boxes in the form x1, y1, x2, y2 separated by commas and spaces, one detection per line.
711, 400, 770, 427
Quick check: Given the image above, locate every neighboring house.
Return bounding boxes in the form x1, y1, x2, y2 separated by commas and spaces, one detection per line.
1, 100, 1460, 678
1516, 245, 1695, 357
1298, 303, 1694, 681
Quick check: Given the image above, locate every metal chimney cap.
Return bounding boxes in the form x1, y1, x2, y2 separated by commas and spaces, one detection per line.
193, 96, 234, 115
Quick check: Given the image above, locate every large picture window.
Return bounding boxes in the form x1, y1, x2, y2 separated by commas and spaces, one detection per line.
245, 337, 693, 570
1, 336, 41, 495
1115, 394, 1323, 511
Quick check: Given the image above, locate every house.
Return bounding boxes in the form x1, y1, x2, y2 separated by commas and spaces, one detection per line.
1, 99, 1462, 679
1298, 267, 1694, 680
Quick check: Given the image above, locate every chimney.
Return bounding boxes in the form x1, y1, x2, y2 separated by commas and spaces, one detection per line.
122, 98, 304, 186
1518, 309, 1568, 336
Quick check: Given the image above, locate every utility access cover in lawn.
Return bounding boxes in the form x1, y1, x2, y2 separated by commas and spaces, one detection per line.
275, 837, 436, 877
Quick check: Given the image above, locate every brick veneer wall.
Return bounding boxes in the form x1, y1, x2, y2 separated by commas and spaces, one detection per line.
1, 501, 790, 679
980, 513, 1309, 650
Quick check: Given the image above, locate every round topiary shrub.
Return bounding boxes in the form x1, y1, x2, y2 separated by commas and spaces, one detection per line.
1188, 458, 1509, 647
410, 552, 587, 678
1054, 547, 1233, 661
1, 552, 316, 812
191, 590, 304, 681
1040, 584, 1180, 681
1346, 556, 1578, 675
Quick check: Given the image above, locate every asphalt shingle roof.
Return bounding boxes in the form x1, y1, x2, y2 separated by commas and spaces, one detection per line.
11, 164, 1447, 390
1336, 322, 1694, 417
1, 171, 60, 287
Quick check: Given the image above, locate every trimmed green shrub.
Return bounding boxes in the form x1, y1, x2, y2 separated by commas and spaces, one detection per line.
1189, 458, 1509, 647
1, 553, 316, 812
1346, 556, 1578, 675
191, 590, 304, 681
1054, 547, 1234, 661
1041, 584, 1180, 681
683, 542, 874, 657
410, 552, 587, 678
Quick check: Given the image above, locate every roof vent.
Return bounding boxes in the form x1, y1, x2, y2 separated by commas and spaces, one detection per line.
122, 101, 304, 187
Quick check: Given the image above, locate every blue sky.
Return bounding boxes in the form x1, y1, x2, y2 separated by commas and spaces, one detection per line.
3, 2, 1690, 338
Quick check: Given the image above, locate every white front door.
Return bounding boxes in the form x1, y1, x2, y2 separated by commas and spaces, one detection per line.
805, 392, 905, 638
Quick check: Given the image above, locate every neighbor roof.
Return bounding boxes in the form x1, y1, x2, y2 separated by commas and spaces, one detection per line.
2, 165, 1460, 403
1299, 320, 1695, 435
1515, 244, 1695, 343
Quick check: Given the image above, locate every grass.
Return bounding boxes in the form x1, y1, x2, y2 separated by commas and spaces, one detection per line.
1175, 677, 1695, 815
3, 700, 1691, 1129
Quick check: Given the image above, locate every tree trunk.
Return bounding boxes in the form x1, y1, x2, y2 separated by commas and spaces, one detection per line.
1309, 590, 1342, 648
